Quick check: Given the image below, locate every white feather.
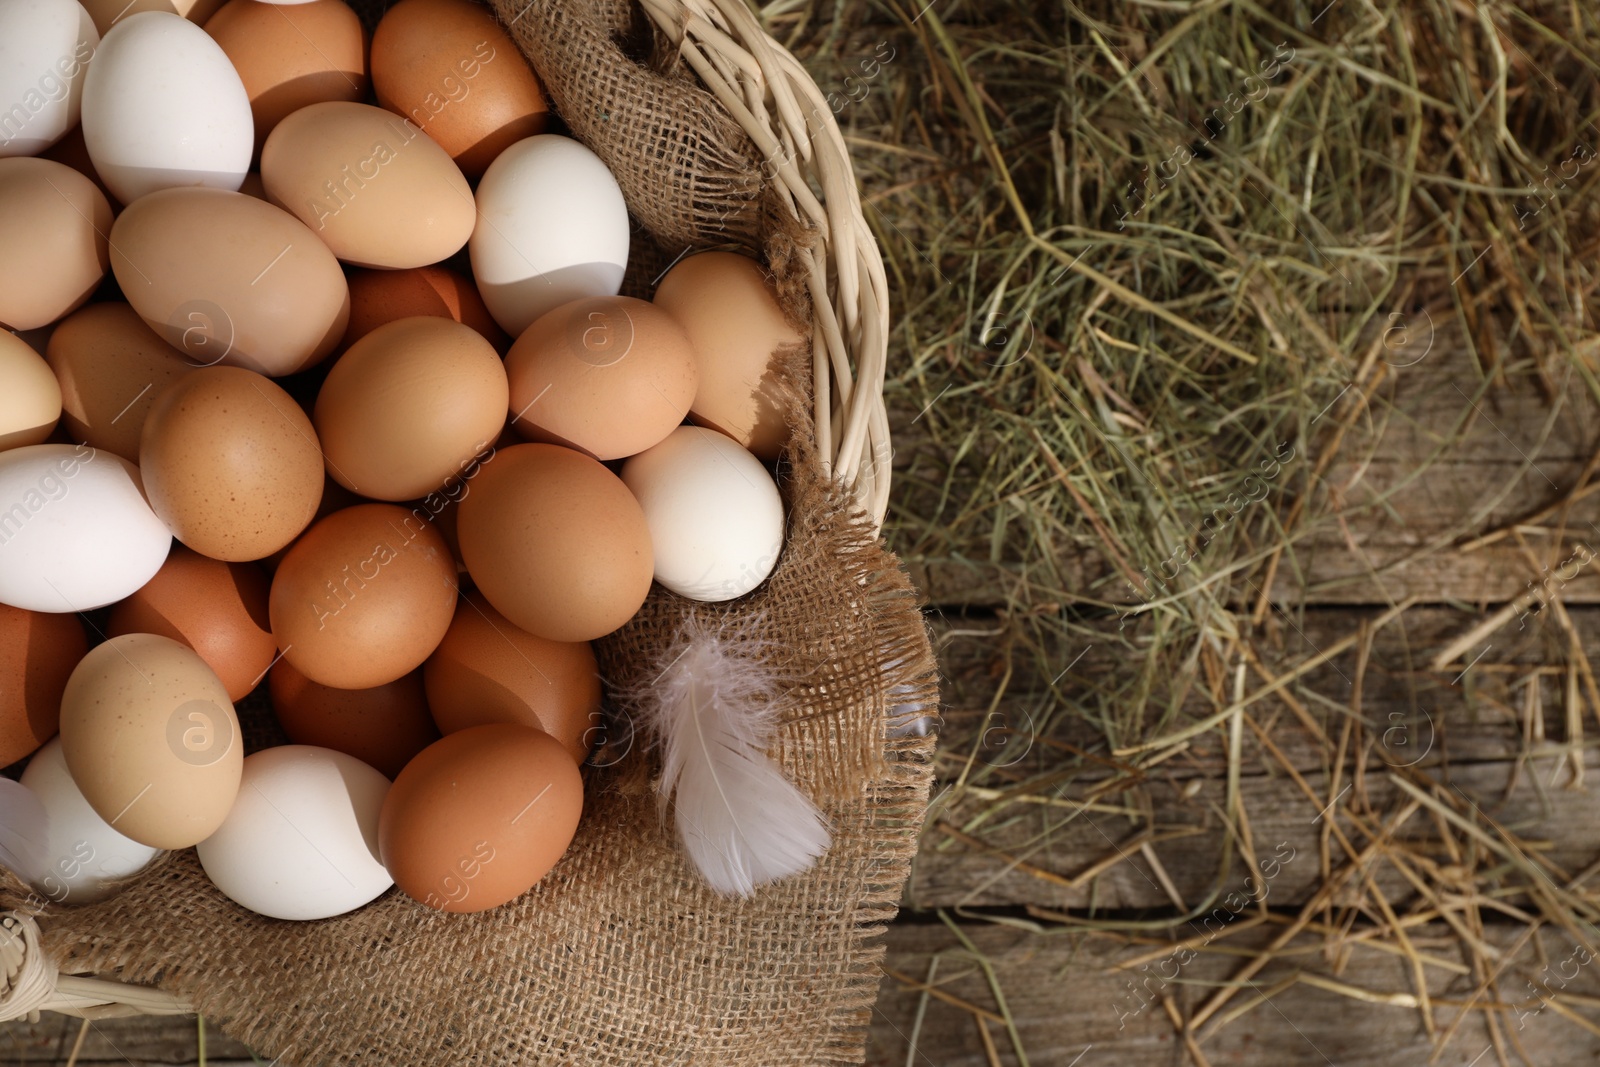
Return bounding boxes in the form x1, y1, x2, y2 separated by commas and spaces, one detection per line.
642, 627, 831, 897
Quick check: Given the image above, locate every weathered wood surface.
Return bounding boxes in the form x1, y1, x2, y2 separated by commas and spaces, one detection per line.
911, 604, 1600, 910
15, 919, 1600, 1067
895, 333, 1600, 609
866, 921, 1600, 1067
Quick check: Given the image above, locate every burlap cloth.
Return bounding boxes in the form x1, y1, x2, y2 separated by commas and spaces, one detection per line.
0, 1, 940, 1064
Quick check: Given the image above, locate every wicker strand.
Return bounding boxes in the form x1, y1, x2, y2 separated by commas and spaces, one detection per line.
0, 912, 193, 1022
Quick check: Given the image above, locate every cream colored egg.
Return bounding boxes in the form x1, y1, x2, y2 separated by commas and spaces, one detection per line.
58, 633, 242, 850
0, 330, 61, 451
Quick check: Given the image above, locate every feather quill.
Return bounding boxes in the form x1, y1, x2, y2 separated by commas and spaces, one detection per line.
642, 624, 830, 897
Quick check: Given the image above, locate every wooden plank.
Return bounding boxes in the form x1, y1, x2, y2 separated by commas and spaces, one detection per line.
1, 1013, 251, 1065
893, 331, 1600, 609
913, 606, 1600, 908
868, 919, 1600, 1067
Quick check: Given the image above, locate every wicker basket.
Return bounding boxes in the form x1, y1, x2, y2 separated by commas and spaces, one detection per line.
1, 0, 895, 1034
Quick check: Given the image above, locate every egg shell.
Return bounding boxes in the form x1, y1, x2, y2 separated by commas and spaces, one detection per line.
469, 135, 629, 337
505, 296, 696, 461
204, 0, 368, 155
424, 590, 600, 765
140, 366, 325, 561
0, 157, 112, 331
18, 737, 159, 904
79, 0, 176, 37
81, 12, 253, 204
343, 265, 508, 353
0, 0, 98, 158
174, 0, 226, 23
370, 0, 548, 179
652, 251, 803, 461
0, 603, 87, 766
0, 330, 62, 451
269, 503, 459, 689
378, 723, 582, 913
39, 125, 116, 205
196, 745, 392, 920
313, 317, 507, 502
109, 187, 351, 377
0, 444, 171, 613
108, 546, 275, 701
457, 443, 652, 643
262, 102, 474, 270
621, 426, 785, 602
268, 660, 438, 779
58, 633, 242, 849
45, 302, 195, 461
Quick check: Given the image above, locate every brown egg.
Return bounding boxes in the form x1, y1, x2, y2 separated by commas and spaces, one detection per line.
314, 317, 508, 502
261, 102, 475, 269
108, 546, 276, 701
457, 443, 652, 642
0, 158, 112, 331
268, 659, 438, 779
378, 723, 582, 913
505, 296, 697, 461
140, 367, 325, 561
0, 331, 62, 452
205, 0, 369, 154
652, 251, 803, 461
424, 590, 600, 764
58, 633, 242, 849
46, 303, 195, 461
40, 126, 116, 206
109, 187, 350, 377
269, 503, 458, 689
174, 0, 227, 25
0, 604, 87, 767
370, 0, 549, 179
237, 171, 267, 200
260, 473, 364, 572
343, 265, 509, 352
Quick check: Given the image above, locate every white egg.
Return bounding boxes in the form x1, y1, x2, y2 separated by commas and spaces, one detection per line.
470, 134, 629, 338
80, 11, 251, 203
0, 778, 49, 888
196, 746, 393, 921
0, 0, 98, 158
17, 738, 159, 904
621, 426, 785, 602
0, 443, 171, 612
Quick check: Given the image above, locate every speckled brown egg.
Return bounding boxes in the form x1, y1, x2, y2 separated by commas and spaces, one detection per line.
268, 503, 458, 689
505, 296, 697, 461
457, 443, 652, 642
424, 590, 600, 765
343, 265, 508, 352
204, 0, 368, 155
140, 367, 325, 561
652, 251, 804, 461
370, 0, 549, 178
0, 604, 87, 767
378, 723, 582, 913
314, 317, 507, 502
108, 546, 276, 701
268, 659, 438, 779
58, 633, 242, 849
46, 302, 195, 462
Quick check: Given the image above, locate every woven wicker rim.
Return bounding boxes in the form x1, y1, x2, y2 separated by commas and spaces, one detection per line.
640, 0, 894, 527
0, 0, 892, 1024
